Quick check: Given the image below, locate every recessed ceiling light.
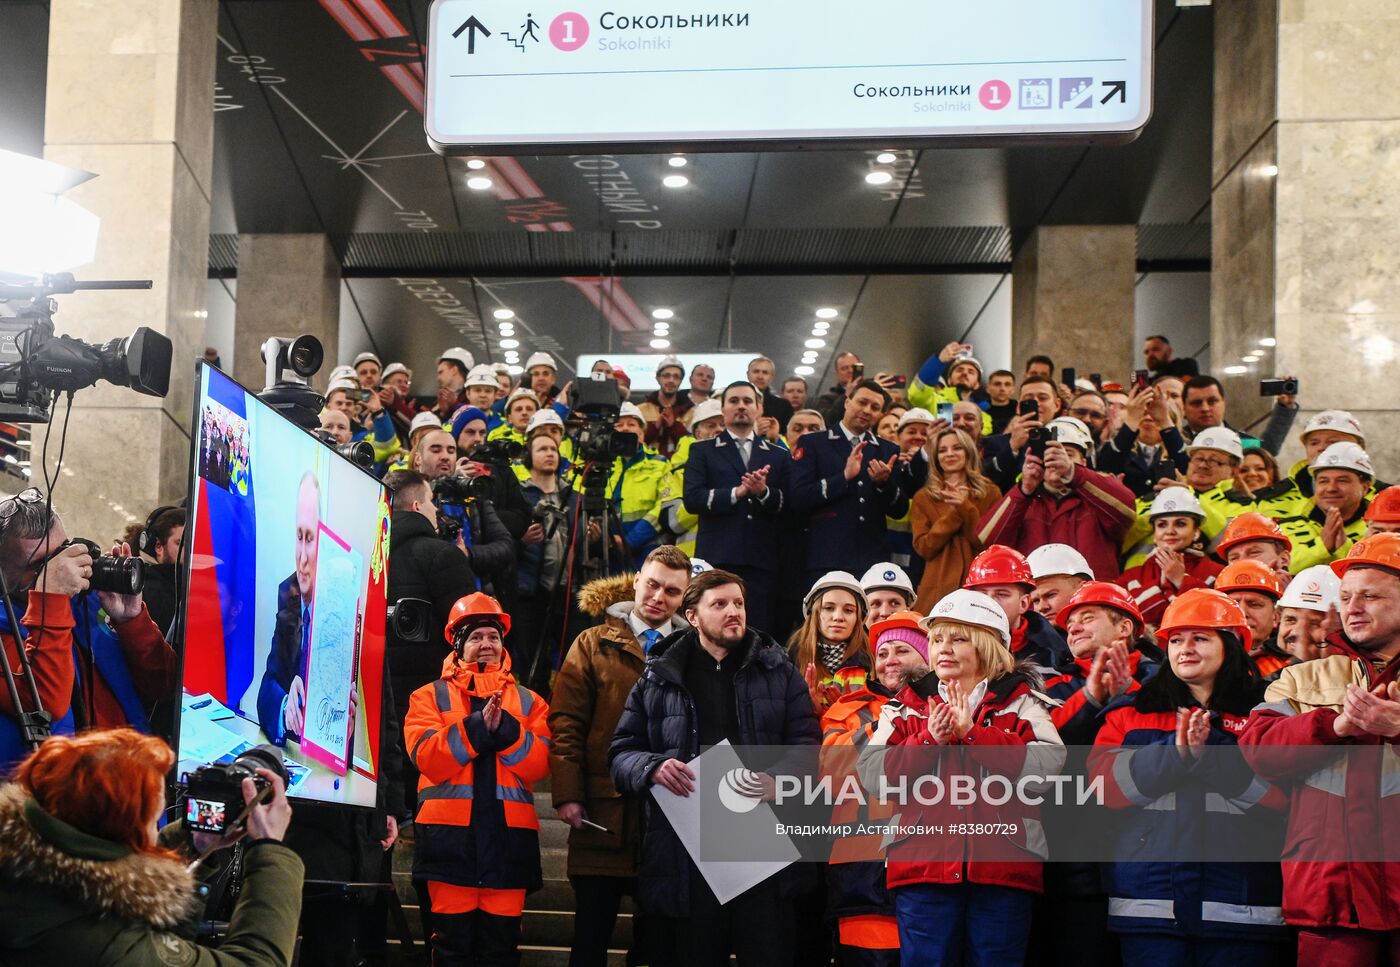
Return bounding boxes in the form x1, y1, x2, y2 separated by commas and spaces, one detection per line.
1259, 337, 1277, 347
493, 308, 515, 320
467, 176, 493, 190
653, 324, 670, 334
815, 307, 839, 319
865, 170, 893, 185
668, 156, 688, 168
498, 326, 515, 337
662, 174, 689, 188
1223, 365, 1248, 375
1260, 164, 1279, 177
876, 151, 897, 164
652, 308, 674, 320
795, 365, 815, 376
499, 338, 520, 349
650, 337, 671, 349
812, 327, 829, 337
805, 338, 826, 349
467, 159, 487, 170
507, 364, 524, 375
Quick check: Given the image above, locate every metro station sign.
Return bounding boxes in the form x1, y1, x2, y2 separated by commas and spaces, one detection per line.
425, 0, 1154, 153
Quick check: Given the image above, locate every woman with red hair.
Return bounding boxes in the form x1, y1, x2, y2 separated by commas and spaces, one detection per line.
0, 728, 302, 966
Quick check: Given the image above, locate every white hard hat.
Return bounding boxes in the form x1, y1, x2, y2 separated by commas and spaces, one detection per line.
1310, 441, 1374, 478
859, 563, 915, 603
1301, 409, 1365, 448
897, 408, 935, 431
525, 351, 556, 372
439, 347, 475, 370
617, 401, 646, 424
327, 378, 359, 394
505, 387, 538, 409
921, 588, 1011, 647
353, 351, 382, 368
328, 364, 356, 383
490, 362, 512, 376
526, 409, 565, 436
1046, 416, 1093, 453
1026, 543, 1093, 580
1186, 427, 1244, 462
803, 570, 868, 617
948, 353, 982, 376
655, 354, 685, 376
382, 362, 409, 380
1149, 485, 1206, 520
1278, 564, 1342, 613
689, 558, 713, 576
409, 411, 445, 435
686, 398, 723, 431
465, 364, 500, 389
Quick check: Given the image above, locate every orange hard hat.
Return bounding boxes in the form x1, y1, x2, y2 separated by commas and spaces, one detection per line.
870, 610, 926, 642
1331, 532, 1400, 579
1215, 512, 1292, 556
1056, 581, 1144, 636
965, 545, 1033, 590
444, 591, 512, 644
1365, 486, 1400, 524
1155, 588, 1253, 653
1214, 559, 1285, 599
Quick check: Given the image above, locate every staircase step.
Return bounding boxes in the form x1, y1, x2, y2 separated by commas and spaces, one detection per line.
522, 908, 633, 948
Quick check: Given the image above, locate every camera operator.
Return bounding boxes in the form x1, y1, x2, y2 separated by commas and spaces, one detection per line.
0, 490, 177, 769
134, 506, 185, 639
0, 728, 300, 967
515, 431, 590, 691
409, 427, 518, 599
382, 469, 477, 808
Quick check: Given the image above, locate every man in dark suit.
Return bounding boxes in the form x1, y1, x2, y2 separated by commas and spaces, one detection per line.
789, 379, 909, 588
747, 356, 794, 435
257, 470, 320, 745
683, 380, 790, 633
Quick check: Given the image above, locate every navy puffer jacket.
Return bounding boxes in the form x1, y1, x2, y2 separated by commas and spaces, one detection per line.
608, 627, 821, 916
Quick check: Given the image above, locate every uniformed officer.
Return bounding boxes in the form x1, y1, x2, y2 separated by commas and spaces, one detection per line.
683, 381, 790, 633
789, 378, 909, 589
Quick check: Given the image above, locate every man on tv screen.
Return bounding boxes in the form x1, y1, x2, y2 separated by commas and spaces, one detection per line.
257, 471, 320, 745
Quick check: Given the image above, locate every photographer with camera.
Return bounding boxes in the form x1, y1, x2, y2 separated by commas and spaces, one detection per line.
0, 728, 301, 967
325, 378, 400, 475
0, 490, 177, 770
409, 426, 518, 600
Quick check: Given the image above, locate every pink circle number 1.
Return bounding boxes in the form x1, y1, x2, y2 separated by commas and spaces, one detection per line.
979, 80, 1011, 111
549, 12, 589, 51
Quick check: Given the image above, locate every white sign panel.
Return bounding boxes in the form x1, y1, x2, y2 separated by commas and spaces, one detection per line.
426, 0, 1153, 153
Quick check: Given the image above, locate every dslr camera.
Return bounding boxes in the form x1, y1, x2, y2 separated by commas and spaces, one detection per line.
62, 538, 144, 595
181, 745, 289, 836
434, 438, 525, 504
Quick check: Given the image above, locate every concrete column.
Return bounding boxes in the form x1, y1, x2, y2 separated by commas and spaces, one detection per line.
1011, 225, 1136, 382
1212, 0, 1400, 473
36, 0, 216, 539
232, 235, 341, 394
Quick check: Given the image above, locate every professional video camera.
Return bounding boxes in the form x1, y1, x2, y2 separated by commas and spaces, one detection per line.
0, 273, 170, 423
256, 335, 324, 429
568, 376, 637, 463
180, 744, 290, 837
312, 428, 374, 469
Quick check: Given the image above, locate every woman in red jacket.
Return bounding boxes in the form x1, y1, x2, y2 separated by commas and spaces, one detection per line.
403, 593, 551, 967
1117, 486, 1223, 630
881, 589, 1065, 967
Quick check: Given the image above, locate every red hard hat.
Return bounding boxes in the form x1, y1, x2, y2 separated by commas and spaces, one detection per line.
1215, 559, 1285, 599
1365, 486, 1400, 524
1331, 532, 1400, 579
444, 591, 512, 644
1056, 581, 1144, 636
964, 545, 1034, 590
1215, 512, 1292, 555
1155, 588, 1253, 654
869, 610, 926, 642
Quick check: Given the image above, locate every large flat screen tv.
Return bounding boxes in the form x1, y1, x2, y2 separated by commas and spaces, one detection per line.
175, 362, 390, 808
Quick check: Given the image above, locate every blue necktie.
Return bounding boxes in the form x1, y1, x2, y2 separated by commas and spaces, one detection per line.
641, 629, 661, 654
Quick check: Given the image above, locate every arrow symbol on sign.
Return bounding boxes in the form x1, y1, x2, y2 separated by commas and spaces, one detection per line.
452, 15, 491, 53
1100, 80, 1126, 105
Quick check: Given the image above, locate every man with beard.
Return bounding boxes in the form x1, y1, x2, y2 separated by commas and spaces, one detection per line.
609, 569, 820, 966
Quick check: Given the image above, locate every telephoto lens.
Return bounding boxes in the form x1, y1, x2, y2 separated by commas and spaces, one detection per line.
68, 538, 145, 595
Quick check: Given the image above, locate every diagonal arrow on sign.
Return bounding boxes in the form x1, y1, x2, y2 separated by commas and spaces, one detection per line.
452, 15, 490, 53
1100, 80, 1127, 104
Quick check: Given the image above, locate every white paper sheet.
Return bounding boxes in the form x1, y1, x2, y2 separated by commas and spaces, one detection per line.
649, 739, 800, 905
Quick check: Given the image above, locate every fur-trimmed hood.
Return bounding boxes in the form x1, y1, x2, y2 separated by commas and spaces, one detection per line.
0, 784, 197, 937
577, 572, 637, 617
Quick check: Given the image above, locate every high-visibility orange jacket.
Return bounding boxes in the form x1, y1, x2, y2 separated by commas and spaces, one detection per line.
404, 648, 551, 891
